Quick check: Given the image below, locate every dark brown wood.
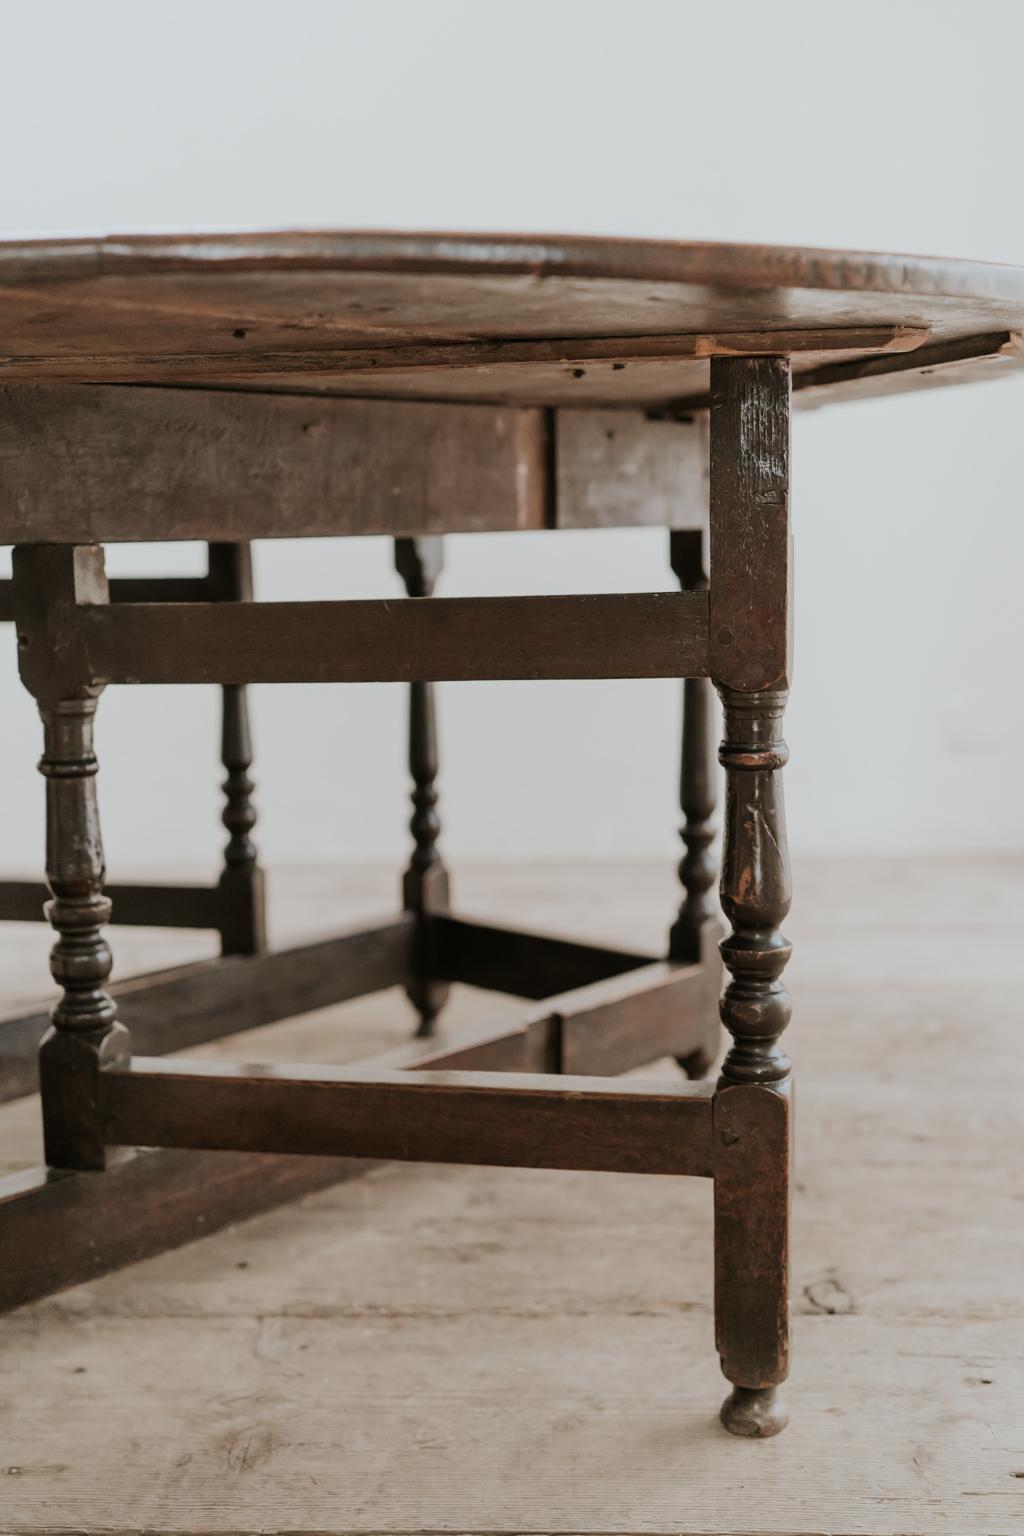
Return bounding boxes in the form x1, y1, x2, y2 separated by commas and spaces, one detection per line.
716, 690, 793, 1088
103, 1058, 714, 1176
0, 323, 928, 383
0, 965, 718, 1315
709, 357, 792, 692
0, 327, 926, 402
1, 928, 709, 1104
0, 1149, 371, 1315
12, 547, 129, 1168
554, 960, 706, 1077
70, 591, 711, 684
0, 387, 549, 543
0, 916, 414, 1104
211, 540, 265, 954
714, 1079, 792, 1436
712, 687, 793, 1431
0, 573, 214, 622
706, 354, 794, 1436
9, 540, 267, 953
792, 327, 1023, 407
0, 877, 222, 928
668, 531, 721, 1077
668, 532, 719, 961
216, 680, 265, 955
434, 914, 652, 998
4, 227, 1022, 299
0, 540, 260, 621
394, 537, 450, 1035
1, 230, 1021, 409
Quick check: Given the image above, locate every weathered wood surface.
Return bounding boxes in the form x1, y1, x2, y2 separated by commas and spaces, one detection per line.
0, 230, 1021, 407
1, 858, 1020, 1534
708, 356, 792, 692
71, 590, 712, 684
554, 408, 708, 530
0, 387, 549, 542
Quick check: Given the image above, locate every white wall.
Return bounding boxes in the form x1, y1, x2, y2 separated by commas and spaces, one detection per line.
1, 0, 1022, 876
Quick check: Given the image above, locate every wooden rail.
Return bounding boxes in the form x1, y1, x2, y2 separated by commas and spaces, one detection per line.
75, 591, 711, 684
103, 1058, 715, 1176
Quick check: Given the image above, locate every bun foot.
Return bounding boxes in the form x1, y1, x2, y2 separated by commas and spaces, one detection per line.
720, 1385, 788, 1438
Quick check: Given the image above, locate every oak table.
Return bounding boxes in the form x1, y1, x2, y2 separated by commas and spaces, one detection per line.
1, 232, 1021, 1438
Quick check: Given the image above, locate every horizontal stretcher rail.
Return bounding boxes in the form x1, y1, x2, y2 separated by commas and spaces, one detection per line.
0, 878, 223, 928
0, 915, 415, 1104
103, 1060, 716, 1177
0, 938, 717, 1310
69, 591, 711, 684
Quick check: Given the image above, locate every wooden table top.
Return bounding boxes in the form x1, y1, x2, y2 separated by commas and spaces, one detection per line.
2, 230, 1023, 408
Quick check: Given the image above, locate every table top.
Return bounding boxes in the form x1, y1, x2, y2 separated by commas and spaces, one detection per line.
2, 230, 1023, 408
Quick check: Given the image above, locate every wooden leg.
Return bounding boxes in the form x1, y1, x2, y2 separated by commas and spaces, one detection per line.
668, 531, 721, 1079
395, 537, 450, 1036
208, 543, 266, 956
38, 690, 130, 1171
713, 686, 792, 1437
11, 543, 130, 1169
216, 681, 266, 955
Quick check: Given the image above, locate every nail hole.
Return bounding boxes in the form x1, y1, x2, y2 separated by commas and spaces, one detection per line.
232, 327, 247, 339
571, 368, 585, 379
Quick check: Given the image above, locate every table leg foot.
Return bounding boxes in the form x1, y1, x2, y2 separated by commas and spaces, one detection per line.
720, 1384, 788, 1438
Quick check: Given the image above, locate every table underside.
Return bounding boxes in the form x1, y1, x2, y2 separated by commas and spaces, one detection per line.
1, 230, 1022, 410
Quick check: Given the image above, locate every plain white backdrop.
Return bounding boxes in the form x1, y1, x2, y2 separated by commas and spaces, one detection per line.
1, 0, 1022, 882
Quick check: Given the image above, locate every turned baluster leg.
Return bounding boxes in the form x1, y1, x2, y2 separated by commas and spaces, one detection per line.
708, 356, 793, 1437
668, 530, 721, 1078
714, 688, 792, 1437
13, 545, 129, 1170
208, 543, 266, 955
395, 537, 450, 1036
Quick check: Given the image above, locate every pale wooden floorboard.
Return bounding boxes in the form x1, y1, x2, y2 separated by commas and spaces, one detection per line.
1, 857, 1022, 1536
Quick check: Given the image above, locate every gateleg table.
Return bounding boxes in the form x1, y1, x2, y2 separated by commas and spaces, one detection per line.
1, 231, 1021, 1437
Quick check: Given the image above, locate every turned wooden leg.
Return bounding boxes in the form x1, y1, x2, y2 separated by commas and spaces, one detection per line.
216, 681, 266, 954
707, 354, 793, 1437
713, 688, 792, 1438
11, 544, 130, 1172
37, 692, 129, 1170
395, 537, 450, 1036
668, 531, 721, 1079
208, 544, 266, 956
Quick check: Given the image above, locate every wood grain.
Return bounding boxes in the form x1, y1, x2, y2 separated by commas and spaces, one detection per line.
72, 591, 712, 684
103, 1058, 715, 1176
0, 229, 1021, 407
708, 356, 792, 691
0, 386, 548, 543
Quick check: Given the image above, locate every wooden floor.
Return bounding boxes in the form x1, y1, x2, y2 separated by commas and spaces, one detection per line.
1, 858, 1022, 1536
